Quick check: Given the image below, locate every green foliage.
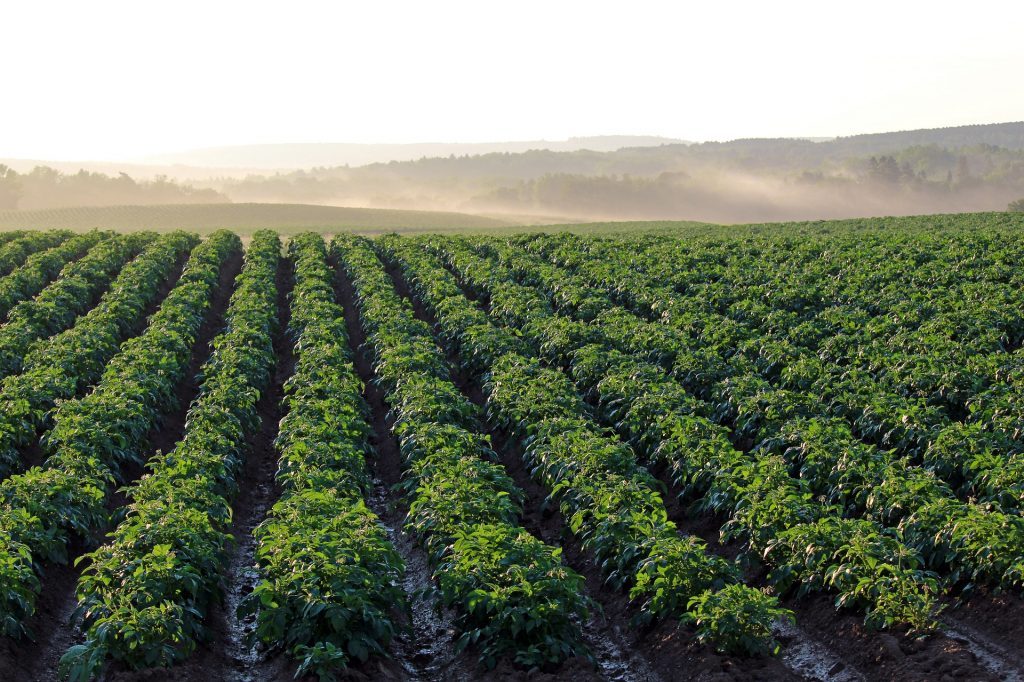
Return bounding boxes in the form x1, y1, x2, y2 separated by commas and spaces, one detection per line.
443, 228, 1019, 631
630, 536, 737, 625
65, 231, 278, 672
0, 231, 155, 381
336, 234, 591, 669
0, 231, 105, 320
0, 232, 208, 639
388, 230, 992, 642
686, 585, 793, 656
240, 233, 404, 680
383, 236, 785, 656
438, 524, 592, 669
1, 217, 1020, 672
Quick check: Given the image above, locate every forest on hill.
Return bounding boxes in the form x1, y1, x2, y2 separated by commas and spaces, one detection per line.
4, 122, 1024, 224
213, 122, 1024, 222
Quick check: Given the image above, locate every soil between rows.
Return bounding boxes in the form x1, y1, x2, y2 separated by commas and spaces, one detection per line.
0, 245, 233, 682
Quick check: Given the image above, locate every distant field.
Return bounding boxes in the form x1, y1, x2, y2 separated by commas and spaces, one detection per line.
0, 203, 513, 235
0, 203, 717, 235
1, 203, 1021, 238
538, 211, 1024, 236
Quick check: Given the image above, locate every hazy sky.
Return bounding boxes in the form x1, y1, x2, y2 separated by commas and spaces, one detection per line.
3, 0, 1023, 161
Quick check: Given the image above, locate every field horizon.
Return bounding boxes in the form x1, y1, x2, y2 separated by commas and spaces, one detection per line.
2, 201, 1023, 238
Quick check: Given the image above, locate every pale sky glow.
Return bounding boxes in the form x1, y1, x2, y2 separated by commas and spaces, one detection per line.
2, 0, 1023, 161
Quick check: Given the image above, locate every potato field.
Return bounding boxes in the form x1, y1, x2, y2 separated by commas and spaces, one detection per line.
0, 217, 1023, 681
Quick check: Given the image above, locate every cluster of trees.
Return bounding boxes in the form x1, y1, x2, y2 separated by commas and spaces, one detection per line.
209, 124, 1024, 222
863, 156, 931, 184
0, 165, 228, 211
0, 166, 19, 209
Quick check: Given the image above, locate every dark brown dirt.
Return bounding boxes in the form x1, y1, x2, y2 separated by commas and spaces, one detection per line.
0, 245, 241, 682
786, 594, 1004, 682
943, 590, 1024, 675
952, 590, 1024, 656
16, 439, 49, 474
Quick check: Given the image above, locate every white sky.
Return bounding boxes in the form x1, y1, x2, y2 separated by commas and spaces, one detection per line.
2, 0, 1023, 161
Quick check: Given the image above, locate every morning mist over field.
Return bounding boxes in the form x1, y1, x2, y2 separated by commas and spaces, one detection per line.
2, 0, 1023, 225
5, 124, 1024, 224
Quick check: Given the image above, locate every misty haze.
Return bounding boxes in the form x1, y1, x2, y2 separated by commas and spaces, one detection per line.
4, 123, 1024, 226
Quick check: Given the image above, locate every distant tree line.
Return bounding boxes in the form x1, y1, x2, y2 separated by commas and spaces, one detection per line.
212, 138, 1024, 220
0, 165, 228, 211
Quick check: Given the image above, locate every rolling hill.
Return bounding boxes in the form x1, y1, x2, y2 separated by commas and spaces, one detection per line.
0, 203, 514, 235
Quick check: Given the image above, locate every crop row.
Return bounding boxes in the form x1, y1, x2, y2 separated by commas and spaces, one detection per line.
380, 236, 791, 655
0, 233, 178, 479
0, 230, 72, 278
0, 232, 154, 380
241, 233, 405, 678
60, 231, 279, 678
0, 231, 27, 246
0, 231, 208, 638
334, 235, 595, 668
490, 237, 1024, 593
0, 230, 107, 321
425, 237, 946, 631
